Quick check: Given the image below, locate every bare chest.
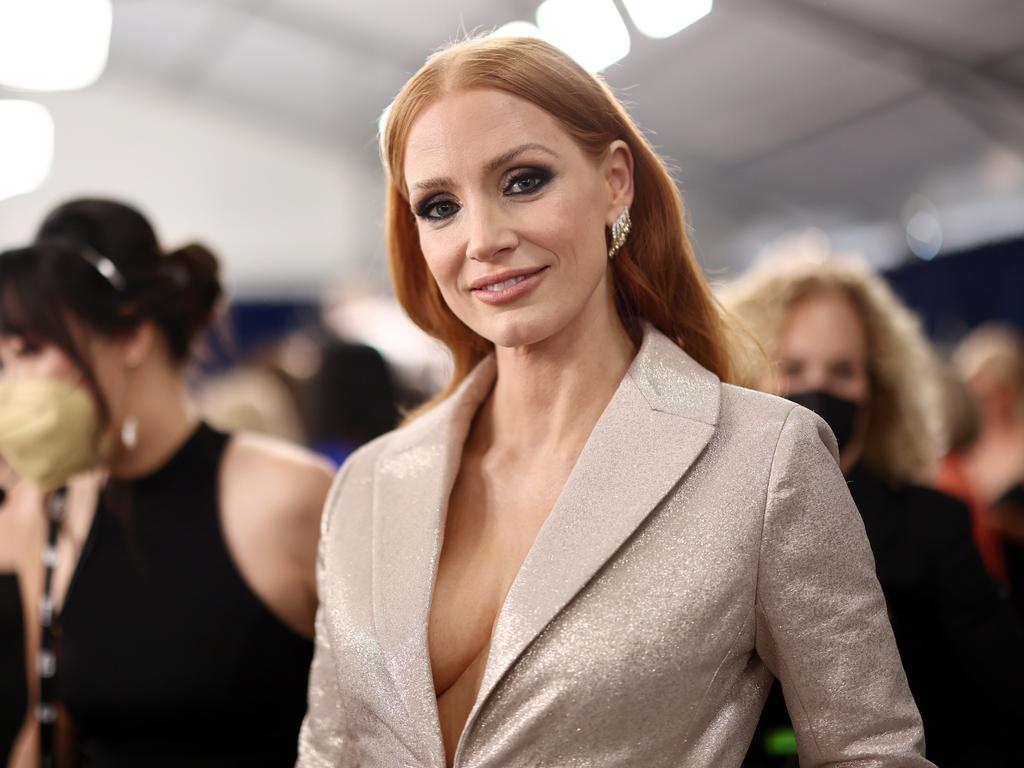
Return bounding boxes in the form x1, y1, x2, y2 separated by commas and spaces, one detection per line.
426, 457, 572, 763
429, 446, 578, 678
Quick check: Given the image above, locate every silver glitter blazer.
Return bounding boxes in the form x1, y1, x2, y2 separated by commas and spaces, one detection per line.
298, 326, 933, 768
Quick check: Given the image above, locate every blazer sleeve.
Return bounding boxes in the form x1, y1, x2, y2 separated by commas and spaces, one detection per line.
754, 406, 933, 767
296, 462, 352, 768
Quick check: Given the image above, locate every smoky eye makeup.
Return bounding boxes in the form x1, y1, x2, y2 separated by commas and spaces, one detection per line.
502, 166, 555, 196
410, 161, 557, 222
414, 194, 460, 222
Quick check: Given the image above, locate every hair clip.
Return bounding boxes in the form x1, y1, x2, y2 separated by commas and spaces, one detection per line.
80, 247, 127, 292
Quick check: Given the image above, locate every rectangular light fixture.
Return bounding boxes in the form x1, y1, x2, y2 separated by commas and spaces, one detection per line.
0, 100, 55, 201
536, 0, 631, 72
0, 0, 111, 91
622, 0, 713, 39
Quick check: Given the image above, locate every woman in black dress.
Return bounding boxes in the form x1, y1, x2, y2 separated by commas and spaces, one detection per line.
0, 199, 332, 766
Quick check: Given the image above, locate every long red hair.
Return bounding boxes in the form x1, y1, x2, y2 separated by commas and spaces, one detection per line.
381, 36, 734, 411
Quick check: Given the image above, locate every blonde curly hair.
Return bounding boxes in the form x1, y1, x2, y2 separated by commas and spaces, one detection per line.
719, 257, 942, 484
953, 323, 1024, 417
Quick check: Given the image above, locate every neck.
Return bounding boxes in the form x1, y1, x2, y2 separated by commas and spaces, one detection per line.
105, 368, 199, 480
481, 296, 636, 459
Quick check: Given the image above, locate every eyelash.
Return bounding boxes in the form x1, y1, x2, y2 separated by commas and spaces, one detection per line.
504, 167, 553, 195
415, 167, 554, 222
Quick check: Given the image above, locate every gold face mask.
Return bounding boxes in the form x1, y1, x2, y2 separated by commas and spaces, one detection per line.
0, 378, 107, 491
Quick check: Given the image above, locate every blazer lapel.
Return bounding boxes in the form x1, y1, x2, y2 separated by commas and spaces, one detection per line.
370, 357, 497, 766
462, 328, 721, 748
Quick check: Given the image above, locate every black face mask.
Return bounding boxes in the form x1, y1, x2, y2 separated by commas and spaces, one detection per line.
784, 389, 861, 454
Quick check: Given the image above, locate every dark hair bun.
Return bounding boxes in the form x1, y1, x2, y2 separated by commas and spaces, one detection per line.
23, 198, 226, 367
156, 243, 223, 361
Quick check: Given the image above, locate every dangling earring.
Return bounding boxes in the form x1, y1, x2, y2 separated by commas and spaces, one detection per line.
608, 207, 631, 259
121, 416, 139, 450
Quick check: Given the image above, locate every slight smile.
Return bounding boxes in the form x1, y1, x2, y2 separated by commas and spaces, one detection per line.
470, 266, 549, 305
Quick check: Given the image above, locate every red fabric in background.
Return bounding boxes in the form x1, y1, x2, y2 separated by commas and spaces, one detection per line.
937, 454, 1008, 584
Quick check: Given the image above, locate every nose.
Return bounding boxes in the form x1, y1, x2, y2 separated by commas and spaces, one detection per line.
801, 367, 833, 393
781, 363, 827, 395
465, 200, 517, 263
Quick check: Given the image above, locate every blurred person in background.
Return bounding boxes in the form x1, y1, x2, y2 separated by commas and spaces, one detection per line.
724, 257, 1024, 768
308, 339, 399, 465
0, 199, 332, 767
938, 325, 1024, 603
936, 362, 981, 463
298, 35, 931, 768
198, 364, 309, 445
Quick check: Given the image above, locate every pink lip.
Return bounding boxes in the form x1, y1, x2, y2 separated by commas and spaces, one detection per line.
470, 266, 549, 306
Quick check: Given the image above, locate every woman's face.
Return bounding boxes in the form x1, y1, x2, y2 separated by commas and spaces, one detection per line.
0, 329, 136, 437
402, 88, 633, 349
0, 335, 79, 382
775, 290, 870, 406
775, 289, 871, 471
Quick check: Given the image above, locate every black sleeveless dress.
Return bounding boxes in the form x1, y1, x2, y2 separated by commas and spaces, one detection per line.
1, 572, 27, 763
59, 424, 315, 767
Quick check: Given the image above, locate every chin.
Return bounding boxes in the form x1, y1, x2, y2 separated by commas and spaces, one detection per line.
470, 308, 561, 350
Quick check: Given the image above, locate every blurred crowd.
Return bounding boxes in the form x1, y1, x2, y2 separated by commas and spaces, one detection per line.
1, 197, 1023, 767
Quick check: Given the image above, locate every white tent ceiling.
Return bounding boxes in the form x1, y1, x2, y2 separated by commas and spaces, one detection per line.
1, 0, 1023, 296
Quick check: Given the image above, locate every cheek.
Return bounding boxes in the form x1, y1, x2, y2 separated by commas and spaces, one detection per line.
830, 371, 870, 405
47, 356, 79, 381
20, 349, 80, 381
85, 344, 130, 406
419, 236, 464, 305
535, 188, 606, 269
852, 372, 871, 403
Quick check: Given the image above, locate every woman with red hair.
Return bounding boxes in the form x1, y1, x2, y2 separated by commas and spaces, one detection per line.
298, 36, 931, 768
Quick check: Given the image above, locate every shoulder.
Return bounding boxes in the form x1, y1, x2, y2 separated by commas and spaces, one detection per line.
316, 405, 466, 542
224, 430, 335, 475
717, 383, 837, 462
327, 410, 448, 487
221, 432, 335, 525
317, 425, 416, 535
719, 383, 796, 426
331, 427, 399, 478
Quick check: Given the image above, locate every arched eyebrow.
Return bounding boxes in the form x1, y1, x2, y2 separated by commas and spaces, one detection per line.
410, 142, 559, 195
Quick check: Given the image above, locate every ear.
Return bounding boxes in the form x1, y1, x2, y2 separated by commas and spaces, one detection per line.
601, 139, 635, 226
123, 322, 158, 369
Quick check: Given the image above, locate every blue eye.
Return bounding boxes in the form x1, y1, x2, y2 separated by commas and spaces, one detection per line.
416, 197, 460, 222
505, 168, 552, 195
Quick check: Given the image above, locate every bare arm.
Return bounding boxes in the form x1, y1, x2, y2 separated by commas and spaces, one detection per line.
219, 435, 334, 637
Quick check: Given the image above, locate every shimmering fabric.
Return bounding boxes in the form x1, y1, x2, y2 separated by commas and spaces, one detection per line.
298, 327, 932, 768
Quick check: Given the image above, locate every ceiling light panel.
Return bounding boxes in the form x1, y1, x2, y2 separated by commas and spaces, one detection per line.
0, 0, 111, 91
